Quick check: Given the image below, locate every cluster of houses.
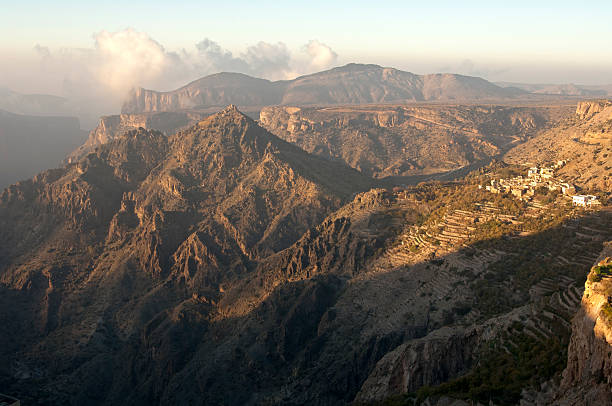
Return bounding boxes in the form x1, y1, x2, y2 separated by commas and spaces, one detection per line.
481, 161, 601, 208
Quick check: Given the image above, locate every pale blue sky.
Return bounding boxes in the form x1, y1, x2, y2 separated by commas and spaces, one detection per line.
1, 0, 612, 95
3, 1, 610, 50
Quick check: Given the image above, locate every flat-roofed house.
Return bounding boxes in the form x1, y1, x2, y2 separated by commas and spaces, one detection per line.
572, 195, 599, 207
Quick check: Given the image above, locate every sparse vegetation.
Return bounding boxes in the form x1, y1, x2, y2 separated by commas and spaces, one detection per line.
375, 333, 568, 406
600, 303, 612, 325
412, 334, 568, 406
588, 264, 612, 283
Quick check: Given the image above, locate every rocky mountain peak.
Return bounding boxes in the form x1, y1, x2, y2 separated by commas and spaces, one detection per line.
192, 104, 266, 152
222, 104, 239, 113
330, 62, 384, 72
197, 104, 249, 127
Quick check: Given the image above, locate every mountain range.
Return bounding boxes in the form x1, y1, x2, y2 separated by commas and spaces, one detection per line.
121, 64, 526, 114
0, 106, 374, 402
0, 88, 72, 117
72, 102, 572, 176
2, 54, 612, 406
260, 104, 571, 179
1, 101, 612, 405
65, 110, 210, 163
496, 82, 612, 97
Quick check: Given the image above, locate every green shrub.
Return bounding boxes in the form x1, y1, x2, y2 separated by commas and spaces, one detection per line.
600, 303, 612, 325
589, 265, 612, 283
409, 334, 567, 406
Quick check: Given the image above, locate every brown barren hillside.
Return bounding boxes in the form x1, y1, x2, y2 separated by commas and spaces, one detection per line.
121, 64, 526, 114
0, 106, 372, 404
505, 100, 612, 191
260, 103, 572, 178
1, 107, 612, 404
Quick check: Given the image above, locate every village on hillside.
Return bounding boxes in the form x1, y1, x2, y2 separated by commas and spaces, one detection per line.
481, 160, 601, 208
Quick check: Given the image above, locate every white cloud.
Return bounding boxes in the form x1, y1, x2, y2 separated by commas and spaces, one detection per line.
30, 29, 338, 108
92, 29, 172, 93
303, 40, 338, 72
242, 41, 292, 79
193, 38, 249, 74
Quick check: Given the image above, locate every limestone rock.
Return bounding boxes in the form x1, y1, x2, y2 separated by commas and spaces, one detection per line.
553, 246, 612, 405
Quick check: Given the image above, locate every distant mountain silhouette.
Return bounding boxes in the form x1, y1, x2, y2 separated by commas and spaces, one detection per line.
496, 81, 612, 97
122, 64, 526, 113
0, 109, 86, 189
0, 87, 71, 117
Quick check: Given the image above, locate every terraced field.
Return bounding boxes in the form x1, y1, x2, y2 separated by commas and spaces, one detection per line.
348, 178, 612, 405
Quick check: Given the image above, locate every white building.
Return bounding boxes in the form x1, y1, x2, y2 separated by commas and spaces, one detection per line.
528, 167, 540, 178
572, 195, 599, 207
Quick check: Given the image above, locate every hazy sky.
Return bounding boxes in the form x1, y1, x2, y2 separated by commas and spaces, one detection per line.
2, 0, 612, 114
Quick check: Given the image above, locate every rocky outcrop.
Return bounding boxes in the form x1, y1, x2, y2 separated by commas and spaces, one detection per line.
67, 111, 207, 162
0, 106, 376, 404
354, 304, 538, 404
355, 327, 480, 402
553, 245, 612, 405
575, 100, 612, 119
260, 104, 567, 178
122, 73, 283, 113
121, 64, 525, 114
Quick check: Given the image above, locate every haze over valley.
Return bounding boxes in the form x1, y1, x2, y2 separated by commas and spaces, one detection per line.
1, 2, 612, 406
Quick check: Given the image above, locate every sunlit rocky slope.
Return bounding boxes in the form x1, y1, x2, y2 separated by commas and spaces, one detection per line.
505, 100, 612, 191
260, 104, 570, 178
1, 105, 610, 406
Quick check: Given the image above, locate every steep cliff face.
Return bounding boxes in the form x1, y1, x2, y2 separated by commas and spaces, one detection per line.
260, 104, 569, 178
122, 73, 283, 113
0, 106, 376, 404
67, 111, 208, 162
575, 100, 612, 119
121, 64, 525, 114
355, 327, 480, 401
553, 246, 612, 405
